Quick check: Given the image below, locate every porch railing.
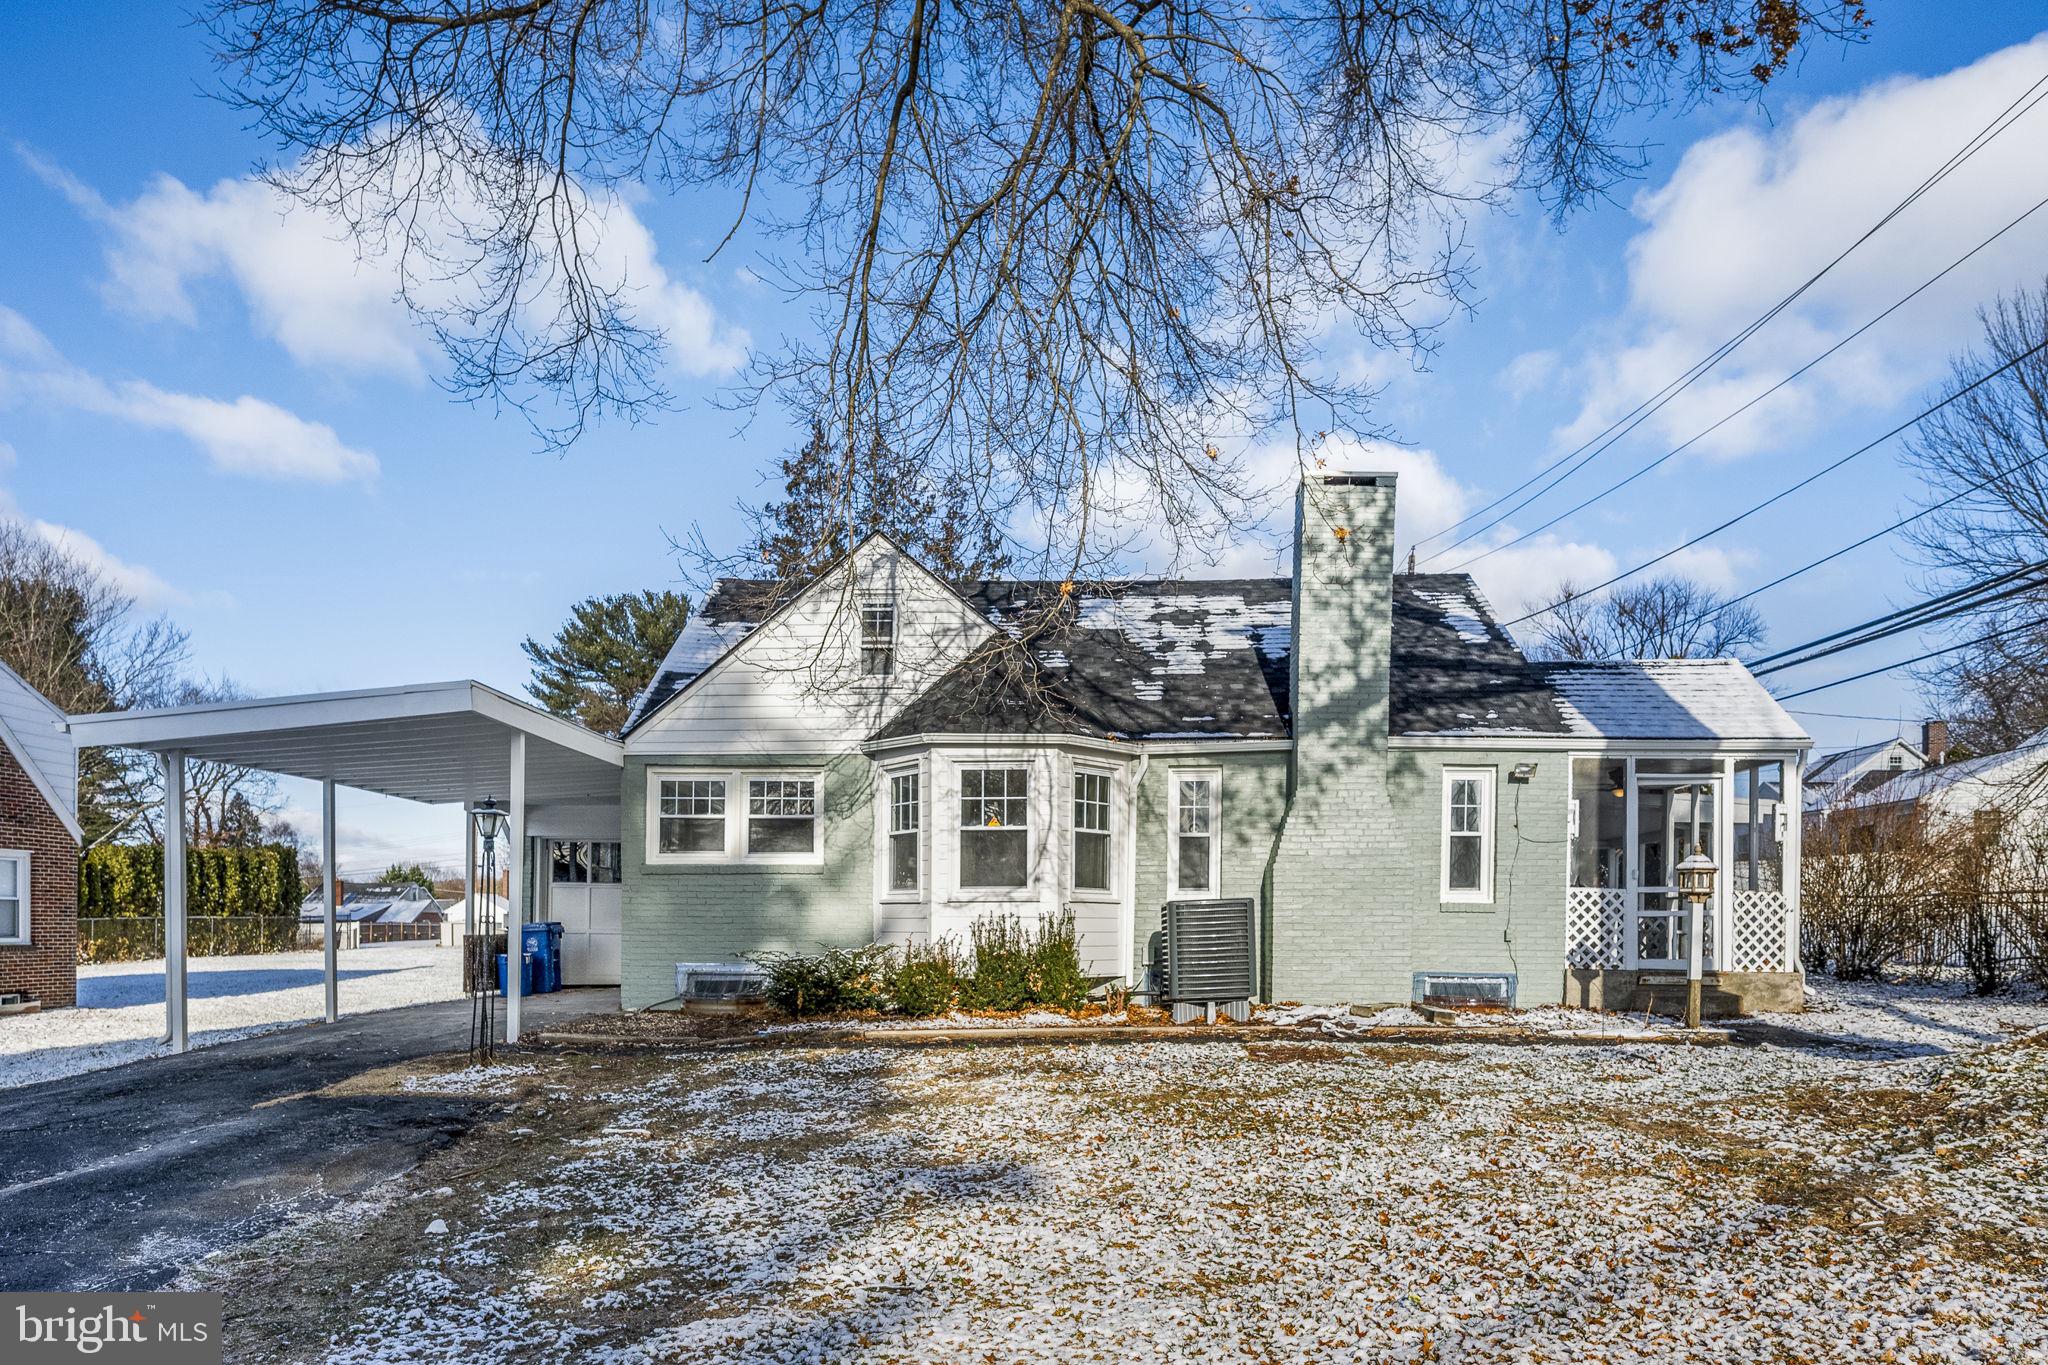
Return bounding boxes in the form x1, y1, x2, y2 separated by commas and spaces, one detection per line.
1564, 887, 1794, 973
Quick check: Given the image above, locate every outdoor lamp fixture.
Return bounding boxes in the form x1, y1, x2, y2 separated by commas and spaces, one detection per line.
469, 797, 507, 850
1674, 846, 1718, 1030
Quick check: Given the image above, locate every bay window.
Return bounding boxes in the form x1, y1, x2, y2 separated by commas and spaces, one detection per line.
889, 770, 920, 892
959, 766, 1030, 889
1072, 769, 1112, 894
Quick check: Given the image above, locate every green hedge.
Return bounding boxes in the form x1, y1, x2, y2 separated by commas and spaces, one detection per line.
78, 843, 305, 920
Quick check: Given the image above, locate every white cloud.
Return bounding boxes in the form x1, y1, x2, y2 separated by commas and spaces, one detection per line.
26, 519, 192, 608
21, 145, 749, 384
0, 304, 379, 483
1555, 36, 2048, 464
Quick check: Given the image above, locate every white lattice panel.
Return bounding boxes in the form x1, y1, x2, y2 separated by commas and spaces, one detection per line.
1729, 889, 1793, 973
1565, 887, 1628, 969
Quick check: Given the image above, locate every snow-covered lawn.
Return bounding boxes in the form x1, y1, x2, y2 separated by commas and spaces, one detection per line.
199, 976, 2048, 1364
0, 944, 465, 1090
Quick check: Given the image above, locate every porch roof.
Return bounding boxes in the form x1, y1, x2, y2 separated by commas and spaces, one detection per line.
67, 680, 623, 807
1536, 660, 1810, 744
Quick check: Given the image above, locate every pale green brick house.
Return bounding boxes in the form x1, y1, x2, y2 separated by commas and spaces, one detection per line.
617, 471, 1812, 1015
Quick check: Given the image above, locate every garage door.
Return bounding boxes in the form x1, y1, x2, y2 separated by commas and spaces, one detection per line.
546, 840, 623, 986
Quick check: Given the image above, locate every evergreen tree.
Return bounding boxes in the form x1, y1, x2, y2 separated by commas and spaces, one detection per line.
379, 862, 437, 896
746, 425, 1011, 585
522, 589, 691, 736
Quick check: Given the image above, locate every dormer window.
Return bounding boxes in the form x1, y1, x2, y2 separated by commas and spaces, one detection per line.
860, 601, 897, 676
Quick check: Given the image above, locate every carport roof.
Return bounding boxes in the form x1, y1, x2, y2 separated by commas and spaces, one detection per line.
67, 680, 622, 806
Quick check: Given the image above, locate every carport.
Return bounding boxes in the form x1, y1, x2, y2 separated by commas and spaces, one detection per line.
68, 681, 623, 1049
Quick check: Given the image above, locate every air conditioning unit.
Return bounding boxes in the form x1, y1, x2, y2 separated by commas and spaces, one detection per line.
1163, 898, 1256, 1024
674, 962, 768, 1003
1414, 972, 1515, 1008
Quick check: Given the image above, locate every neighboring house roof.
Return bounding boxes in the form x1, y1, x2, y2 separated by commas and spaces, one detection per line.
1808, 736, 1926, 785
1829, 728, 2048, 814
300, 884, 444, 924
1534, 660, 1811, 743
0, 658, 80, 842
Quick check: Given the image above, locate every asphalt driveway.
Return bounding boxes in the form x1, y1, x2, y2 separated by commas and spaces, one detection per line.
0, 988, 616, 1291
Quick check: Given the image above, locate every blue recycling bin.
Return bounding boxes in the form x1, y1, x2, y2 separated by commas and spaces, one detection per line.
524, 922, 564, 993
496, 951, 538, 997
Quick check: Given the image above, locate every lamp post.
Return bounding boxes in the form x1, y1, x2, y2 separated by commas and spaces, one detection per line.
467, 797, 509, 1062
1675, 846, 1717, 1030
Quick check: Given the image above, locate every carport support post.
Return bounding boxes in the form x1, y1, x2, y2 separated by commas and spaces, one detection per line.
163, 750, 189, 1054
505, 732, 526, 1045
321, 777, 338, 1024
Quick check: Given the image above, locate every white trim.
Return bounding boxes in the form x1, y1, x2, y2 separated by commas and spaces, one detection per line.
644, 767, 825, 866
0, 713, 80, 843
878, 758, 925, 901
955, 761, 1033, 893
0, 847, 28, 945
863, 732, 1292, 757
1440, 767, 1495, 904
1165, 767, 1222, 900
1391, 735, 1811, 755
858, 596, 899, 678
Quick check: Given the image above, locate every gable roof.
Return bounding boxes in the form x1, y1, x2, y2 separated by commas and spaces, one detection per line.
1535, 660, 1809, 743
0, 659, 79, 842
1388, 575, 1570, 736
1827, 728, 2048, 813
1808, 735, 1925, 784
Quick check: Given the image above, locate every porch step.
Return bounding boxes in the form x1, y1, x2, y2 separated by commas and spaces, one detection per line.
1630, 975, 1744, 1021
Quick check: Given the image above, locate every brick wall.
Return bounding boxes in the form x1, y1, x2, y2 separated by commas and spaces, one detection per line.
0, 744, 80, 1009
1267, 472, 1416, 1003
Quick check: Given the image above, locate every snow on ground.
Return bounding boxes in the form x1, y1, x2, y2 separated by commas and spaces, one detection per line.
0, 944, 464, 1090
223, 977, 2048, 1364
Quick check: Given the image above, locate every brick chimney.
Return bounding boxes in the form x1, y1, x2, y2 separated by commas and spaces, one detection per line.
1268, 472, 1408, 1003
1921, 719, 1948, 766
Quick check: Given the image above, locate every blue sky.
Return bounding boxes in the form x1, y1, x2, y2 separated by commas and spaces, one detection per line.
2, 7, 2046, 869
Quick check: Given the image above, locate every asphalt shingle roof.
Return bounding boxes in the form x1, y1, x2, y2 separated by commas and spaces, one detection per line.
1535, 660, 1810, 743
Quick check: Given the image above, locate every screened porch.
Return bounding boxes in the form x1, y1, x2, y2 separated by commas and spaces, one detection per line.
1563, 753, 1803, 977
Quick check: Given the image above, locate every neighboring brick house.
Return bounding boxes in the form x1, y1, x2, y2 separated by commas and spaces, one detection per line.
613, 471, 1814, 1017
0, 661, 82, 1010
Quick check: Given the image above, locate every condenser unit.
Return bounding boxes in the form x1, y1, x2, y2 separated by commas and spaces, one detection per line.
1163, 898, 1256, 1024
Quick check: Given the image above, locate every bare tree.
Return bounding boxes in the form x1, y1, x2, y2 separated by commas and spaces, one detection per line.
206, 0, 1868, 581
1905, 279, 2048, 754
1525, 574, 1767, 661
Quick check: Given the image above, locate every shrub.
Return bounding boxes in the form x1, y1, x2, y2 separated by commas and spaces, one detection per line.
1025, 911, 1089, 1010
889, 939, 962, 1017
750, 943, 891, 1018
960, 914, 1033, 1011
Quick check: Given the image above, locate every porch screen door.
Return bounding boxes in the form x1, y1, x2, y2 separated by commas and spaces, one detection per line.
1631, 778, 1718, 969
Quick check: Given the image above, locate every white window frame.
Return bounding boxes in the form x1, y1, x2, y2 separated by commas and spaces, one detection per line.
1071, 764, 1116, 900
882, 762, 923, 899
1166, 768, 1221, 901
0, 848, 27, 945
957, 763, 1033, 892
1440, 767, 1495, 904
859, 598, 898, 678
644, 769, 824, 867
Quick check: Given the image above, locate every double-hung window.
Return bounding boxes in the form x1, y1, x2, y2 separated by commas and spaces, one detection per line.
888, 771, 921, 892
1441, 768, 1495, 902
0, 850, 26, 945
657, 778, 727, 855
1072, 769, 1112, 894
959, 767, 1030, 889
748, 778, 818, 855
860, 601, 897, 677
1168, 772, 1218, 897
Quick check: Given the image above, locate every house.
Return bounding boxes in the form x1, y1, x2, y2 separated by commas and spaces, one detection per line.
1805, 722, 1942, 809
298, 881, 445, 944
0, 662, 81, 1011
1819, 726, 2048, 847
617, 471, 1813, 1015
70, 471, 1816, 1038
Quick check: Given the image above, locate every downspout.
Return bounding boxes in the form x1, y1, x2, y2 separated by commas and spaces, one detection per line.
1127, 749, 1151, 1002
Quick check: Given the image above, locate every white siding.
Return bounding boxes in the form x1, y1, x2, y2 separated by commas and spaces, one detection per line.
0, 663, 76, 827
625, 542, 995, 757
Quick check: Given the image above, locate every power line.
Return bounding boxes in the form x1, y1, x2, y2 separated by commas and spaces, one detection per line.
1448, 190, 2048, 573
1497, 333, 2048, 631
1749, 566, 2048, 676
1775, 621, 2042, 701
1411, 70, 2048, 560
1786, 707, 1918, 722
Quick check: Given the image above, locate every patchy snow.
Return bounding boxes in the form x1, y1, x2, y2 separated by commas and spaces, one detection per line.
1411, 586, 1495, 644
401, 1063, 539, 1095
234, 977, 2048, 1364
1542, 658, 1807, 742
0, 944, 465, 1091
1072, 591, 1293, 675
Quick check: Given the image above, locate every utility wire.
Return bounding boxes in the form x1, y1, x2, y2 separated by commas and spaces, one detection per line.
1749, 567, 2048, 676
1411, 71, 2048, 560
1448, 190, 2048, 573
1496, 334, 2048, 631
1775, 620, 2044, 701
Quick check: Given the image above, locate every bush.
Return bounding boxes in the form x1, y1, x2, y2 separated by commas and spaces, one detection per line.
888, 939, 962, 1017
751, 943, 891, 1018
959, 912, 1088, 1012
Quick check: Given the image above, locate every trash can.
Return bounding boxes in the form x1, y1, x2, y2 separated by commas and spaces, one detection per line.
523, 922, 564, 993
496, 951, 539, 996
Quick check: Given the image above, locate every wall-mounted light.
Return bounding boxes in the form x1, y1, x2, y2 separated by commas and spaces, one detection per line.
1509, 762, 1538, 783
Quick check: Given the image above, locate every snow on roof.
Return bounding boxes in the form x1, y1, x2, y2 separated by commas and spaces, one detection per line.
1537, 660, 1809, 743
1831, 731, 2048, 811
1808, 735, 1924, 783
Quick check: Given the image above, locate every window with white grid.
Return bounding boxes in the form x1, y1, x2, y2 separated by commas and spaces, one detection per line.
748, 778, 818, 855
860, 602, 897, 676
889, 771, 920, 892
959, 767, 1030, 889
657, 778, 726, 855
1072, 769, 1112, 893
